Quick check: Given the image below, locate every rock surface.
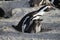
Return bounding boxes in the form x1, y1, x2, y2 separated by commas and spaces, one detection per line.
0, 0, 60, 40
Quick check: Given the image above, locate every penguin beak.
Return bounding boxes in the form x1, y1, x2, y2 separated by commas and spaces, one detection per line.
48, 6, 56, 10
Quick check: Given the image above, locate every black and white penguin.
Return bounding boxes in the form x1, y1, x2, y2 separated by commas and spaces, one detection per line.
29, 0, 55, 7
49, 0, 60, 9
29, 0, 42, 7
12, 5, 55, 33
53, 0, 60, 9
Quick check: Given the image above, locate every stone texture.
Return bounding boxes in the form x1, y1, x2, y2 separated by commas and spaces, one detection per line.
0, 0, 60, 40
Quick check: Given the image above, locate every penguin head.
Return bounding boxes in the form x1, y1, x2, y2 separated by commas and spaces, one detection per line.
38, 5, 55, 12
44, 6, 55, 12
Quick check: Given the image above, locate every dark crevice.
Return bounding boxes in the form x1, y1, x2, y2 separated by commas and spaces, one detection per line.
0, 8, 5, 18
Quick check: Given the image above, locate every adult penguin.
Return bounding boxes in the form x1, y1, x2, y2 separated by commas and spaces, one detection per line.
53, 0, 60, 9
12, 5, 55, 33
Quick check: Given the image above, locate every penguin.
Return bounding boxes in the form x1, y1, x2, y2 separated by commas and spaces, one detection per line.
53, 0, 60, 9
29, 0, 42, 7
12, 5, 55, 33
29, 0, 55, 7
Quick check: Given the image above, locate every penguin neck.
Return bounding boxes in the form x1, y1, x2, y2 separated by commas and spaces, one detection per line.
37, 5, 46, 12
34, 5, 49, 16
38, 6, 49, 12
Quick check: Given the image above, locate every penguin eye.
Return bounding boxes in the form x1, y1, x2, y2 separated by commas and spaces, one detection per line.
44, 8, 50, 12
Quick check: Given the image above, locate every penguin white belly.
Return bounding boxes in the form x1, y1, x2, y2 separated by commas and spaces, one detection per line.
35, 24, 42, 33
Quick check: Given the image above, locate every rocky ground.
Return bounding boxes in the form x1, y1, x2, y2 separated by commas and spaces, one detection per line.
0, 0, 60, 40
